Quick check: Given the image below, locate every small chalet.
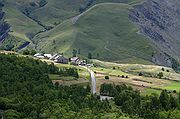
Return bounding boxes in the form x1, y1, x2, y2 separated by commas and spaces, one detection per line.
70, 57, 80, 65
79, 60, 86, 66
34, 53, 44, 59
49, 54, 58, 60
44, 54, 52, 59
54, 55, 68, 64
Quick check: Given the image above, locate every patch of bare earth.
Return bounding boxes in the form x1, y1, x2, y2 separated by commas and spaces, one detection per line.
96, 73, 171, 93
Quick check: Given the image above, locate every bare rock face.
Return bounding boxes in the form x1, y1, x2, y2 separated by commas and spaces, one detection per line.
129, 0, 180, 70
0, 2, 10, 44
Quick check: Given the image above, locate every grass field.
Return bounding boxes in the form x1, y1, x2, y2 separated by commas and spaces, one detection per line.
51, 78, 89, 86
142, 81, 180, 95
162, 82, 180, 91
48, 74, 77, 81
91, 67, 129, 77
141, 89, 162, 95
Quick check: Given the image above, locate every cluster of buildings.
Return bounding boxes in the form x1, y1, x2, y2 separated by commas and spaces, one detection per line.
34, 53, 88, 66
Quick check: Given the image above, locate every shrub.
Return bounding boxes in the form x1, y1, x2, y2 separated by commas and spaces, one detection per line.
105, 76, 109, 80
139, 72, 143, 76
55, 82, 59, 87
125, 76, 128, 78
173, 90, 176, 93
121, 75, 125, 78
157, 72, 163, 79
161, 68, 165, 71
166, 69, 170, 72
23, 49, 36, 55
113, 67, 116, 70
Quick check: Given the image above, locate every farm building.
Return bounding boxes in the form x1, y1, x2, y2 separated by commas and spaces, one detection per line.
49, 54, 58, 60
54, 55, 68, 64
34, 53, 44, 59
44, 54, 52, 59
70, 57, 80, 65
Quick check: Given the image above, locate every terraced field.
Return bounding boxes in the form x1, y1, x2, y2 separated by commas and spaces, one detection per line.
91, 60, 180, 94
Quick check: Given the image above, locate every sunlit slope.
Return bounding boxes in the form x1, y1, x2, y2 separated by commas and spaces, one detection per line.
34, 3, 154, 64
33, 20, 77, 54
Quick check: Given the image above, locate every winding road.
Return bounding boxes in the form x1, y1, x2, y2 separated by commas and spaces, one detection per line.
82, 66, 96, 94
82, 66, 114, 100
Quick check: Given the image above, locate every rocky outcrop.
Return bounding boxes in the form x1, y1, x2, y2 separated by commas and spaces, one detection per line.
129, 0, 180, 71
0, 2, 10, 44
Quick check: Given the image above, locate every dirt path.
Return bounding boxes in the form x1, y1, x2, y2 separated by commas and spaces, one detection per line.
104, 41, 111, 52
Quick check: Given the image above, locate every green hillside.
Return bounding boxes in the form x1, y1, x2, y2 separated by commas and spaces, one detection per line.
29, 0, 142, 27
33, 3, 154, 64
2, 0, 156, 64
2, 0, 44, 49
29, 0, 85, 27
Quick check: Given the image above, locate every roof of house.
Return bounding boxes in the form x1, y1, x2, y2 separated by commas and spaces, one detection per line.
55, 55, 68, 60
49, 54, 58, 60
36, 56, 45, 59
44, 54, 52, 58
34, 53, 43, 57
71, 57, 79, 61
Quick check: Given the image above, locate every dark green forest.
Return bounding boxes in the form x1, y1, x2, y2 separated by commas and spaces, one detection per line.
0, 54, 119, 119
0, 54, 180, 119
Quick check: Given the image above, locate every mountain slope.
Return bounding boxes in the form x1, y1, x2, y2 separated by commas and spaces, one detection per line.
29, 0, 85, 27
1, 0, 45, 50
33, 3, 154, 64
0, 2, 10, 45
129, 0, 180, 70
29, 0, 141, 27
2, 0, 136, 50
